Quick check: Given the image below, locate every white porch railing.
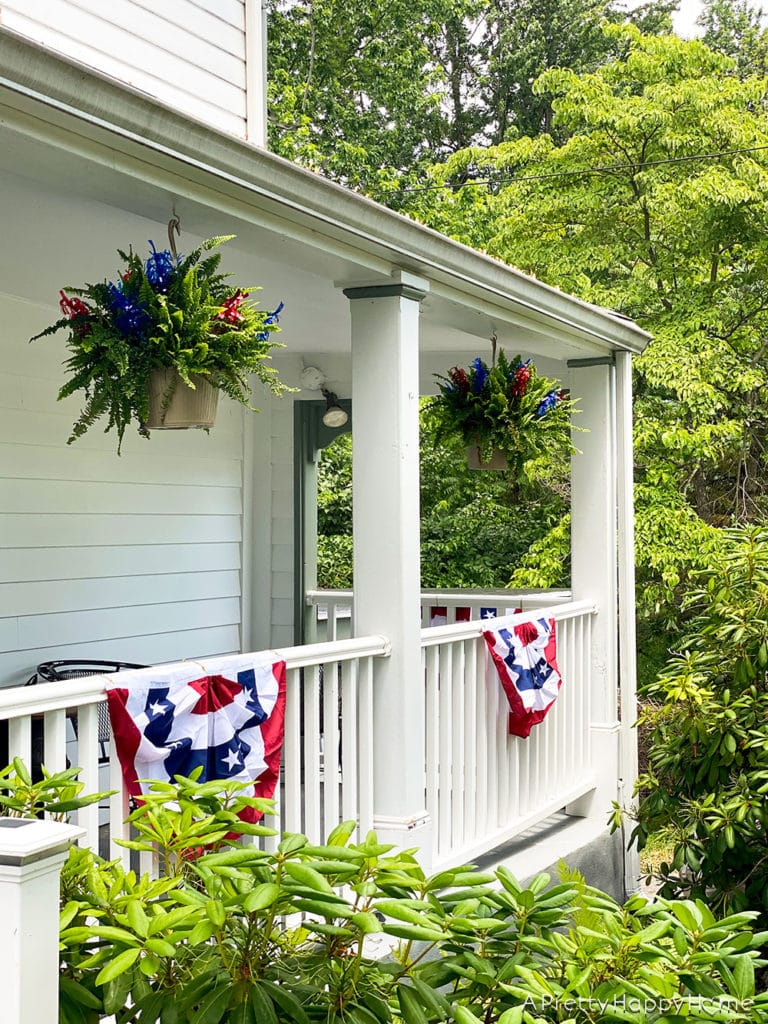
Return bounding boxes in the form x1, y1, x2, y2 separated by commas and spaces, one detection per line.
306, 587, 574, 641
0, 600, 599, 875
0, 636, 389, 866
421, 599, 597, 871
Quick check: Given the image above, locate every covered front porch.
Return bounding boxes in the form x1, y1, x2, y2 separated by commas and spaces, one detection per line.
0, 32, 648, 894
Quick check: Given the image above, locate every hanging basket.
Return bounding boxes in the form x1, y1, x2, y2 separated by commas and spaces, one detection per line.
146, 368, 219, 430
465, 444, 508, 471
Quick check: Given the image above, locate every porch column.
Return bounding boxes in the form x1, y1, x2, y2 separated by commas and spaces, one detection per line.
344, 274, 431, 857
616, 350, 640, 893
567, 358, 621, 823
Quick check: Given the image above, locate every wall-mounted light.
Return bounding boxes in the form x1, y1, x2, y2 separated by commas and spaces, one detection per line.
321, 388, 348, 428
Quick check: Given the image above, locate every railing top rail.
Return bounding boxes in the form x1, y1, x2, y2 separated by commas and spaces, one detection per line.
305, 587, 573, 605
0, 634, 391, 719
420, 599, 597, 648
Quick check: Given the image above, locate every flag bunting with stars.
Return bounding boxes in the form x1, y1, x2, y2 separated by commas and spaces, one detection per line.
106, 653, 286, 821
483, 616, 562, 738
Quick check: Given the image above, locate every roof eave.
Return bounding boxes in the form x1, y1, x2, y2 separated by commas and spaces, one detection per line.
0, 28, 651, 355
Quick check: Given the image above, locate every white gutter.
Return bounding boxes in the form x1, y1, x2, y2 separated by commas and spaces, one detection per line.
0, 29, 651, 354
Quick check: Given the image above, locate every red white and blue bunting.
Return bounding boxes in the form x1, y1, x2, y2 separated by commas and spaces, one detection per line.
483, 617, 562, 738
106, 653, 286, 821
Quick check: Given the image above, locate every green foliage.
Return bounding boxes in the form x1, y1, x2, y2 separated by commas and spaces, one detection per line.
315, 406, 568, 591
508, 514, 571, 590
317, 434, 354, 589
267, 0, 678, 191
33, 236, 288, 452
430, 350, 576, 484
625, 527, 768, 917
22, 767, 764, 1023
699, 0, 768, 76
410, 28, 768, 625
0, 757, 109, 821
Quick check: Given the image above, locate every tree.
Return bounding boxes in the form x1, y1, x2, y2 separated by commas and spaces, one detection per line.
699, 0, 768, 76
411, 27, 768, 624
266, 0, 679, 190
266, 0, 452, 188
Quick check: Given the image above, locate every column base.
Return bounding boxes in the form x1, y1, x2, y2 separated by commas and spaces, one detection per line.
373, 811, 433, 868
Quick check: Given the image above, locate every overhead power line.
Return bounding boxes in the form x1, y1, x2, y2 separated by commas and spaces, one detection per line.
371, 142, 768, 196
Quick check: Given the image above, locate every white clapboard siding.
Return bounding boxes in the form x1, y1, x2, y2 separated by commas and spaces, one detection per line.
0, 571, 241, 618
0, 544, 242, 584
0, 625, 241, 685
0, 0, 252, 138
0, 514, 241, 549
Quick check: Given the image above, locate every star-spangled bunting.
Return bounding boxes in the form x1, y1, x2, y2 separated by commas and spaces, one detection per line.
106, 653, 286, 822
483, 617, 562, 738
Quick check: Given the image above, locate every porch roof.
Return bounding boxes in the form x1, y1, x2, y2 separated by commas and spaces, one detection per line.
0, 29, 651, 362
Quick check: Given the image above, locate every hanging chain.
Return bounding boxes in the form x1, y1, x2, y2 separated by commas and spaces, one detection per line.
490, 330, 498, 367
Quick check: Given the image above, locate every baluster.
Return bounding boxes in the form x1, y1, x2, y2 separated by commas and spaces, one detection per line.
109, 752, 130, 869
43, 709, 67, 773
424, 647, 440, 837
323, 660, 341, 834
463, 637, 478, 842
451, 641, 465, 849
437, 644, 453, 858
284, 667, 303, 835
7, 716, 31, 765
358, 657, 374, 836
340, 659, 358, 835
77, 703, 101, 853
303, 665, 322, 843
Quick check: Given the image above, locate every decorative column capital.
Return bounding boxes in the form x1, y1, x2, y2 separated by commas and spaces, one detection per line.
342, 271, 430, 304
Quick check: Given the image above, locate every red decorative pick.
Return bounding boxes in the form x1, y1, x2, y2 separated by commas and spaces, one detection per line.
217, 289, 249, 325
59, 291, 92, 336
510, 363, 531, 397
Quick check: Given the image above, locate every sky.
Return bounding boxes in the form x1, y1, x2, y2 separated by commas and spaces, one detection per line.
671, 0, 704, 36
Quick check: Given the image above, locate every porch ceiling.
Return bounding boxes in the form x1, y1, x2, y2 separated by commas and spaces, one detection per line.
0, 29, 651, 363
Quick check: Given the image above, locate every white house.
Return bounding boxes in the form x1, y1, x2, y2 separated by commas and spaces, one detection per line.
0, 0, 649, 919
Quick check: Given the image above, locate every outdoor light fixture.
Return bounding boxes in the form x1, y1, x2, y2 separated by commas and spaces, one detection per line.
321, 388, 348, 428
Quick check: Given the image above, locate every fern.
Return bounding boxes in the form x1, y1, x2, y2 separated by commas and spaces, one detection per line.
31, 236, 289, 453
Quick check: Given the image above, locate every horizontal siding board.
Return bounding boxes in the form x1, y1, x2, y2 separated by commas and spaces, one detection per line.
0, 479, 241, 516
0, 407, 243, 459
0, 571, 241, 618
8, 596, 241, 651
0, 625, 241, 688
187, 0, 245, 29
1, 8, 246, 133
0, 444, 242, 487
73, 0, 246, 79
0, 618, 19, 654
0, 543, 241, 584
128, 0, 246, 54
0, 514, 241, 548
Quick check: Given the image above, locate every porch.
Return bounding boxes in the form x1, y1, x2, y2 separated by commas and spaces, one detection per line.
0, 30, 648, 898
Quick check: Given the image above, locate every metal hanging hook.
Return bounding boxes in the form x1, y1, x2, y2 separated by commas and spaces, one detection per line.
490, 329, 498, 367
167, 210, 181, 261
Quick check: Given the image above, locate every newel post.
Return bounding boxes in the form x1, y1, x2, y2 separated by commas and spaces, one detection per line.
343, 273, 432, 863
0, 818, 84, 1024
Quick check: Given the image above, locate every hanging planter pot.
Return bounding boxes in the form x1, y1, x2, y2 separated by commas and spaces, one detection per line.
465, 444, 508, 471
32, 232, 289, 453
146, 368, 219, 429
431, 347, 578, 480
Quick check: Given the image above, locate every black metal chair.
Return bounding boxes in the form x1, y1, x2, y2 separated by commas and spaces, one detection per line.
26, 660, 147, 764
